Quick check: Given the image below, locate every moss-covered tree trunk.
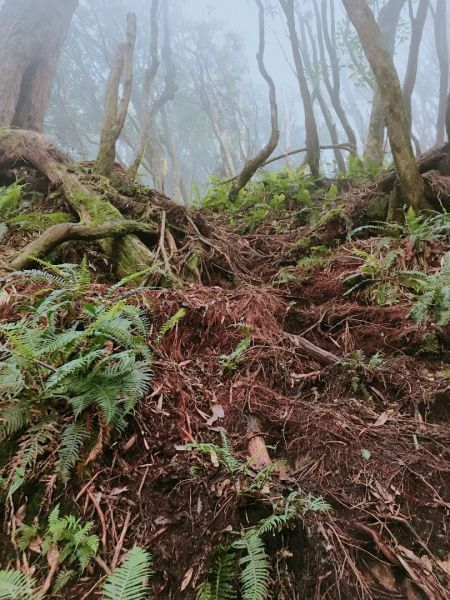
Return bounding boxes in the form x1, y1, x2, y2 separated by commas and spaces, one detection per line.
96, 13, 137, 177
365, 0, 407, 163
0, 0, 78, 132
0, 130, 155, 277
342, 0, 429, 212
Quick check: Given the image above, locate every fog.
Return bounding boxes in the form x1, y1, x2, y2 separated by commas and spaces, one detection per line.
41, 0, 449, 203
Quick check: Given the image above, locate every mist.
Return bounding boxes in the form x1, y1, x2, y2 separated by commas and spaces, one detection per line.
32, 0, 447, 204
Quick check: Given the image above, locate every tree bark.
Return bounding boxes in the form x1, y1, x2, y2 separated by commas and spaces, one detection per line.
228, 0, 280, 202
446, 92, 450, 142
0, 0, 78, 132
96, 13, 137, 177
434, 0, 449, 144
10, 221, 157, 270
402, 0, 429, 130
342, 0, 428, 212
299, 18, 346, 172
127, 0, 160, 181
129, 2, 177, 181
279, 0, 320, 178
312, 0, 358, 155
0, 129, 156, 277
365, 0, 408, 163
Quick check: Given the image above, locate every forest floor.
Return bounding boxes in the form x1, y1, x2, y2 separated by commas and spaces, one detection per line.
0, 166, 449, 599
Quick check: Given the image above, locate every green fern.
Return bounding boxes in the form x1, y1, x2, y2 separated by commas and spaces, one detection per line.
8, 425, 55, 497
43, 505, 99, 570
0, 184, 23, 217
188, 429, 242, 475
107, 268, 153, 295
0, 570, 36, 600
102, 546, 152, 600
57, 424, 91, 483
350, 208, 450, 249
0, 261, 153, 491
232, 531, 270, 600
196, 547, 237, 600
0, 362, 25, 399
156, 308, 186, 343
0, 403, 28, 441
17, 523, 39, 551
52, 569, 76, 593
406, 251, 450, 325
219, 334, 252, 371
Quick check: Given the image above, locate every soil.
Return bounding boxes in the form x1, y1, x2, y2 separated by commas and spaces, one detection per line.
0, 171, 449, 600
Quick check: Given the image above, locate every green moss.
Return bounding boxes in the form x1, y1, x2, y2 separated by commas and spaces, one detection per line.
317, 207, 347, 228
418, 332, 440, 355
70, 190, 122, 225
8, 211, 72, 231
292, 236, 312, 251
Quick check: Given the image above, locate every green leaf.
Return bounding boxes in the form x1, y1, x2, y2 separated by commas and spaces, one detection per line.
233, 532, 270, 600
57, 424, 91, 483
0, 570, 36, 599
102, 546, 152, 600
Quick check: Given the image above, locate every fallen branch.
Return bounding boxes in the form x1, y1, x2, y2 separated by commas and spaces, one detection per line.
247, 415, 272, 470
284, 333, 340, 365
10, 221, 158, 270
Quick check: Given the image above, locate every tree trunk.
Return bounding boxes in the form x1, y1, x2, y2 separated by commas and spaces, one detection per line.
446, 92, 450, 142
279, 0, 320, 178
434, 0, 449, 144
228, 0, 280, 202
0, 0, 78, 132
127, 0, 160, 181
365, 0, 408, 162
402, 0, 429, 129
0, 129, 156, 277
313, 0, 358, 155
299, 18, 346, 172
96, 13, 137, 177
342, 0, 428, 212
128, 2, 177, 181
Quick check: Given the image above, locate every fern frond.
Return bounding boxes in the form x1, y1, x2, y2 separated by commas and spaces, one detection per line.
219, 337, 252, 371
57, 424, 91, 483
102, 546, 152, 600
45, 349, 104, 390
219, 429, 241, 474
196, 547, 237, 600
196, 582, 214, 600
0, 403, 28, 441
257, 512, 295, 536
77, 256, 92, 296
107, 268, 153, 295
299, 493, 332, 513
0, 361, 25, 399
8, 425, 55, 497
0, 570, 36, 599
52, 569, 76, 593
210, 548, 237, 600
156, 308, 186, 343
233, 532, 270, 600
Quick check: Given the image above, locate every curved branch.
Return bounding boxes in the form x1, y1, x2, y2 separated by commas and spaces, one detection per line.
228, 0, 279, 201
10, 221, 158, 270
220, 143, 355, 185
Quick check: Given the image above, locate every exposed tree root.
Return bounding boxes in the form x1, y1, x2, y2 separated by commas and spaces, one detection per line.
0, 129, 156, 277
10, 220, 158, 269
